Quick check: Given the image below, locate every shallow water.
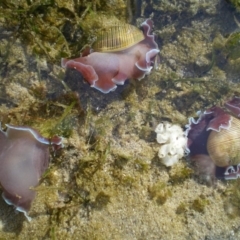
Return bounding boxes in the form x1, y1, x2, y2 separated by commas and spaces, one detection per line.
0, 0, 240, 239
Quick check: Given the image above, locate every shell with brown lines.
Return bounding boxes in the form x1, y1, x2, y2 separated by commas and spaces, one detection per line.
92, 22, 145, 52
207, 116, 240, 167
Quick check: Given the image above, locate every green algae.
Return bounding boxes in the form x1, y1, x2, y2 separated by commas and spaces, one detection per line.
227, 0, 240, 11
0, 0, 71, 61
224, 32, 240, 60
212, 32, 240, 82
1, 0, 240, 239
133, 158, 150, 173
175, 195, 210, 215
169, 164, 194, 185
148, 181, 172, 205
114, 153, 131, 169
93, 191, 111, 210
35, 101, 77, 138
191, 195, 210, 213
223, 179, 240, 218
0, 0, 130, 63
176, 202, 188, 215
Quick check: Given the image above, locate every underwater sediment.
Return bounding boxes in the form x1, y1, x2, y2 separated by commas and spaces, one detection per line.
0, 0, 240, 239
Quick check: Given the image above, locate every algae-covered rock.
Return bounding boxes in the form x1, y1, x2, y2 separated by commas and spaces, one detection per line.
0, 0, 240, 239
227, 0, 240, 11
225, 32, 240, 60
213, 32, 240, 81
